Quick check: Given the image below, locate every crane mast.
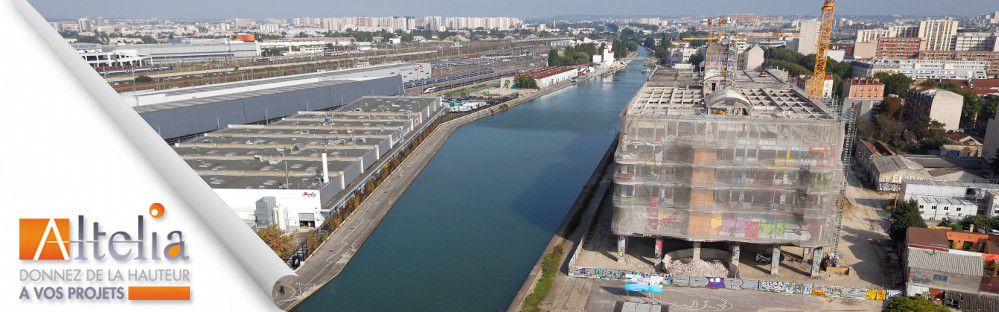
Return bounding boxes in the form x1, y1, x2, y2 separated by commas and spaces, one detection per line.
809, 0, 835, 99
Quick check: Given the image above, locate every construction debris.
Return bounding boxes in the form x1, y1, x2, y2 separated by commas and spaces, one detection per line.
666, 258, 729, 277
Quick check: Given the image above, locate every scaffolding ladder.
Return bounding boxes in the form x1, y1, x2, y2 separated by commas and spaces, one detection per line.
831, 101, 857, 256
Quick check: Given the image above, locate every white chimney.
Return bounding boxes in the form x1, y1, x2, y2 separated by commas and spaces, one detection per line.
322, 153, 329, 183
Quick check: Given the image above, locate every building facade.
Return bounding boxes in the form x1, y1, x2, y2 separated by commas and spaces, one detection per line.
903, 87, 964, 131
918, 19, 960, 51
876, 37, 925, 59
918, 51, 999, 77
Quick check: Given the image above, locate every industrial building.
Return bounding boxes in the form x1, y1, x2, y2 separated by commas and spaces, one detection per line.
125, 63, 431, 140
109, 38, 261, 64
611, 54, 846, 276
175, 96, 444, 230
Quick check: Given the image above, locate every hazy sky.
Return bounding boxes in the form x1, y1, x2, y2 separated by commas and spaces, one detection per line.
28, 0, 998, 20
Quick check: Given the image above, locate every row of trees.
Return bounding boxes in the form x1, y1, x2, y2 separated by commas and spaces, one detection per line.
762, 47, 851, 97
857, 101, 951, 154
547, 43, 601, 66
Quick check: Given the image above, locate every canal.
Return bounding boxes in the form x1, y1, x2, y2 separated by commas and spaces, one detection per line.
295, 50, 649, 311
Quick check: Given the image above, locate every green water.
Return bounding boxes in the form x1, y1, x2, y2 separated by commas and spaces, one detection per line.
295, 50, 649, 311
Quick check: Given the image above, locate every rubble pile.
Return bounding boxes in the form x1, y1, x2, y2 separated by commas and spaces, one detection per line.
666, 259, 729, 277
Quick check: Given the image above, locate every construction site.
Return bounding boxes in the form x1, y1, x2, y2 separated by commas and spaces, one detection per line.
570, 1, 853, 281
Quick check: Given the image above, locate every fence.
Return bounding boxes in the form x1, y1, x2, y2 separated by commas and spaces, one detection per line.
568, 264, 903, 301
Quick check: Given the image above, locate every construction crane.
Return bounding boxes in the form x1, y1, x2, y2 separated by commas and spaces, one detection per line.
809, 0, 835, 99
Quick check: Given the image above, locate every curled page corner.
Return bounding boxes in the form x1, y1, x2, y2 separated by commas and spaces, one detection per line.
13, 0, 296, 300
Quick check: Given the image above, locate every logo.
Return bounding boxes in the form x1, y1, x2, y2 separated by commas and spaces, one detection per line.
19, 219, 70, 260
302, 192, 317, 197
18, 203, 187, 261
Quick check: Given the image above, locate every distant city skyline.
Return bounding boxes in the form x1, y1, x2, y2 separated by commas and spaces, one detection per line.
28, 0, 999, 20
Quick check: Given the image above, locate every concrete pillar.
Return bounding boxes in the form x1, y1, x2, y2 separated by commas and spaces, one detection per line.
655, 237, 663, 259
692, 241, 702, 261
617, 235, 627, 262
770, 245, 780, 275
811, 247, 823, 277
730, 243, 740, 268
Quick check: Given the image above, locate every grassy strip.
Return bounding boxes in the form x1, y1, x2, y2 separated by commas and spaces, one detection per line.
521, 241, 566, 312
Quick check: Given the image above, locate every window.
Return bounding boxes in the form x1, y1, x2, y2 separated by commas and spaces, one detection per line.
944, 207, 949, 211
956, 207, 962, 211
933, 274, 948, 282
932, 206, 938, 210
919, 205, 924, 209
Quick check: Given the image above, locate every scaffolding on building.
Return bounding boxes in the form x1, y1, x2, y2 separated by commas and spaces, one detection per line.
611, 67, 847, 249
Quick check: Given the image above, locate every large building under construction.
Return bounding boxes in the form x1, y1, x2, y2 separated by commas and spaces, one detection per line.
611, 47, 847, 267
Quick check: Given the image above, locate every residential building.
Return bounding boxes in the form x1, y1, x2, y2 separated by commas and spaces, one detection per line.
851, 60, 901, 77
952, 32, 998, 52
842, 77, 885, 99
918, 18, 960, 51
903, 86, 964, 131
876, 37, 925, 59
918, 51, 999, 77
795, 19, 820, 55
741, 45, 764, 71
793, 74, 834, 99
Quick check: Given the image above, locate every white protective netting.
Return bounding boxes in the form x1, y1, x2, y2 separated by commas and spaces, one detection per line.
611, 115, 845, 248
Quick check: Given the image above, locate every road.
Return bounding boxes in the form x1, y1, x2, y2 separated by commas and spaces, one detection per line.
583, 279, 882, 312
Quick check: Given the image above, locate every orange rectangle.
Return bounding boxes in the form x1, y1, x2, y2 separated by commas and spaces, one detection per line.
128, 286, 190, 300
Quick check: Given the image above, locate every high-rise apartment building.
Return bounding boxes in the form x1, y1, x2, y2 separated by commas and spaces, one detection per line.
918, 18, 960, 51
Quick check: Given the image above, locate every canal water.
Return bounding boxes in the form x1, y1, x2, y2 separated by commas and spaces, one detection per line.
295, 50, 649, 312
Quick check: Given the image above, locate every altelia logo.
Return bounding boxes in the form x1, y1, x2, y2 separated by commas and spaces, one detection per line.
18, 203, 188, 261
19, 219, 70, 260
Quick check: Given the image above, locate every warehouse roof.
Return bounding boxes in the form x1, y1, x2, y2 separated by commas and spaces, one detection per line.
906, 247, 983, 277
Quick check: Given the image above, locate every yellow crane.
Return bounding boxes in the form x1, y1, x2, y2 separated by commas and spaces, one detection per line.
809, 0, 835, 99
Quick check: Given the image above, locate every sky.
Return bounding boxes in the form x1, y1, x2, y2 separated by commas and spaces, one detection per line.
28, 0, 999, 20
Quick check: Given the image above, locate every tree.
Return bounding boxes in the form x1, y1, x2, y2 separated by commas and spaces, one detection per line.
514, 74, 538, 89
963, 215, 991, 233
256, 224, 294, 258
643, 37, 656, 50
874, 72, 914, 97
547, 48, 560, 67
626, 41, 638, 52
134, 76, 153, 83
688, 53, 704, 70
889, 200, 927, 242
883, 296, 948, 312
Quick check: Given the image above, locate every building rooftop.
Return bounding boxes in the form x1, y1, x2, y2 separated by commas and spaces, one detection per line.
133, 79, 357, 114
191, 158, 356, 190
902, 178, 999, 190
907, 247, 984, 277
918, 196, 977, 206
337, 96, 438, 115
521, 66, 578, 80
872, 155, 925, 173
175, 96, 442, 190
907, 227, 950, 249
